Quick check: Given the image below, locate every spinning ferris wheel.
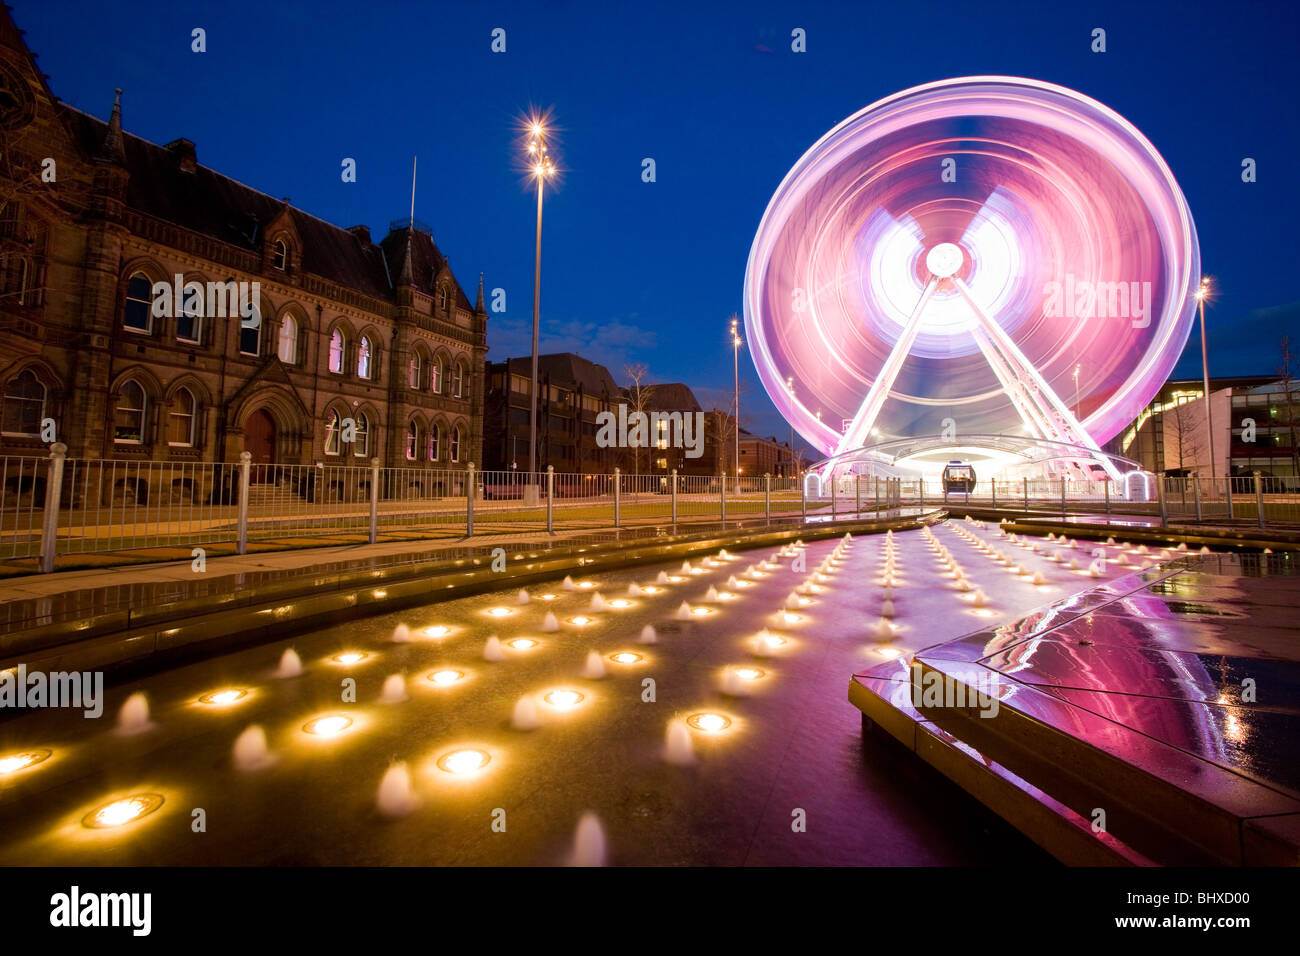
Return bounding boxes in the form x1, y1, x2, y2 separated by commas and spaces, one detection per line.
743, 76, 1201, 482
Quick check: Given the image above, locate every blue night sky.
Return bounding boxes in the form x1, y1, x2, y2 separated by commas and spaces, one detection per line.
16, 0, 1300, 451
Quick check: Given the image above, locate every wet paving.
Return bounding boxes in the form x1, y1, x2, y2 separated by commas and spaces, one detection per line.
0, 520, 1184, 865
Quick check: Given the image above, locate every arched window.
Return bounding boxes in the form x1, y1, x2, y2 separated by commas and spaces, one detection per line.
1, 369, 45, 436
278, 316, 298, 364
450, 425, 461, 463
272, 239, 288, 271
357, 336, 372, 379
409, 351, 422, 389
430, 359, 443, 394
353, 412, 369, 457
324, 409, 342, 455
328, 329, 345, 373
177, 282, 202, 343
168, 388, 196, 446
439, 285, 450, 312
406, 421, 418, 460
239, 306, 261, 356
429, 423, 440, 461
114, 381, 147, 443
15, 257, 29, 306
123, 272, 153, 333
452, 361, 465, 399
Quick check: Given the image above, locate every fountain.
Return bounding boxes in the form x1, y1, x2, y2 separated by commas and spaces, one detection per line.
569, 813, 608, 866
484, 636, 504, 661
582, 651, 607, 679
274, 649, 304, 678
391, 624, 411, 643
116, 692, 151, 734
517, 589, 531, 604
380, 674, 407, 703
639, 625, 658, 644
664, 721, 695, 765
233, 725, 273, 771
542, 612, 559, 631
376, 762, 417, 818
511, 696, 540, 730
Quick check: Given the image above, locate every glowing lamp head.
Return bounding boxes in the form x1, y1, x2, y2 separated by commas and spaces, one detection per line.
424, 625, 451, 638
333, 652, 367, 665
82, 793, 164, 829
303, 715, 353, 737
567, 616, 595, 627
486, 607, 514, 618
733, 667, 765, 681
687, 713, 732, 733
507, 638, 537, 650
543, 689, 585, 710
607, 599, 633, 609
0, 749, 51, 775
437, 748, 491, 775
924, 242, 964, 278
609, 652, 642, 664
428, 669, 464, 686
198, 689, 248, 706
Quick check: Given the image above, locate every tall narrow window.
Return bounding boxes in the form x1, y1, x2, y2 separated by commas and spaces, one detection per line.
406, 421, 418, 460
328, 329, 345, 373
168, 388, 196, 446
114, 381, 147, 443
430, 360, 443, 394
429, 423, 440, 461
2, 369, 45, 436
353, 412, 369, 457
439, 286, 449, 312
325, 409, 341, 455
239, 303, 261, 355
272, 240, 288, 271
278, 316, 298, 364
357, 336, 372, 379
15, 258, 29, 306
123, 272, 152, 333
176, 283, 202, 343
450, 425, 461, 463
453, 362, 465, 398
409, 352, 422, 389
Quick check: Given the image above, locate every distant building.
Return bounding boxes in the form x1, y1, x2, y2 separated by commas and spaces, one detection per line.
482, 353, 621, 475
738, 429, 797, 478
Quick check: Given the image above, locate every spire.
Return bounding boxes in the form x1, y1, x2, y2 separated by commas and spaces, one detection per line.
99, 88, 126, 165
475, 272, 485, 313
397, 229, 414, 286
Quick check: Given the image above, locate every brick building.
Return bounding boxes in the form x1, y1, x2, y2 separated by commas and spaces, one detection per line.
0, 8, 485, 504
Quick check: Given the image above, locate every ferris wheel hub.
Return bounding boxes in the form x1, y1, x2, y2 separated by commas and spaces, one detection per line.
924, 242, 964, 279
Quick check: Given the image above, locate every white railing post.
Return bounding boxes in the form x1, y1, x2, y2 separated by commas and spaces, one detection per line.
39, 442, 67, 574
831, 472, 837, 519
1157, 474, 1168, 527
800, 473, 807, 523
855, 474, 862, 515
465, 462, 476, 537
369, 457, 380, 544
1193, 474, 1202, 523
720, 472, 727, 525
670, 468, 678, 530
1023, 476, 1029, 512
613, 467, 621, 528
1226, 475, 1234, 521
765, 472, 771, 523
237, 451, 251, 555
546, 465, 554, 535
1060, 476, 1067, 517
1104, 479, 1110, 514
1255, 471, 1265, 529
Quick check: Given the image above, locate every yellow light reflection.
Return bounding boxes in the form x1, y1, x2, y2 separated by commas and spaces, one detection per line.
436, 748, 491, 775
687, 713, 732, 733
82, 793, 164, 829
0, 749, 51, 775
303, 715, 353, 737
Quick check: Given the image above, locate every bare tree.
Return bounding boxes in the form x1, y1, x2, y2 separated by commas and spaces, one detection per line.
1165, 399, 1201, 474
623, 363, 656, 475
0, 124, 53, 304
1278, 335, 1300, 476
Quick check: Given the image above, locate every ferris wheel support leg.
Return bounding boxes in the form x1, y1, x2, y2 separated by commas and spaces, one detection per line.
952, 278, 1125, 484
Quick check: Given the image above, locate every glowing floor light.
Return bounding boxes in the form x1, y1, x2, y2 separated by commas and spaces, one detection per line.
424, 625, 451, 638
667, 575, 685, 583
732, 667, 765, 681
82, 793, 164, 829
543, 689, 585, 710
486, 607, 514, 618
607, 599, 633, 609
716, 592, 737, 602
609, 652, 643, 664
640, 585, 663, 595
303, 715, 353, 737
781, 611, 804, 625
428, 669, 464, 686
577, 581, 596, 589
538, 593, 558, 601
198, 689, 249, 706
567, 616, 596, 627
0, 749, 51, 775
761, 634, 788, 649
437, 748, 491, 775
507, 638, 538, 650
690, 607, 714, 617
333, 652, 368, 665
687, 713, 732, 733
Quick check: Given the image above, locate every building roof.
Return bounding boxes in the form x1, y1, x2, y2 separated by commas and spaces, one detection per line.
496, 353, 620, 398
61, 106, 473, 309
639, 382, 702, 412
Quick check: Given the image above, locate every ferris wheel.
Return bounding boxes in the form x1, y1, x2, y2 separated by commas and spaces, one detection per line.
743, 76, 1201, 481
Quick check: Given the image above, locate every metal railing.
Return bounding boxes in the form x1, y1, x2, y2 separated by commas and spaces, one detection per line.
10, 447, 1298, 573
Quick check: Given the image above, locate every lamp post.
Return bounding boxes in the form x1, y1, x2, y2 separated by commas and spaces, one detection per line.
524, 117, 556, 501
1073, 364, 1080, 420
785, 376, 795, 479
1197, 277, 1215, 479
731, 316, 741, 476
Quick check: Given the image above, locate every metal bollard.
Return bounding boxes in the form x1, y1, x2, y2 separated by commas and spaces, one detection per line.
671, 468, 678, 530
991, 480, 996, 510
855, 474, 861, 515
371, 457, 381, 543
465, 462, 475, 537
613, 467, 621, 529
39, 442, 67, 574
546, 465, 554, 535
1226, 475, 1234, 521
801, 473, 807, 524
831, 472, 837, 519
237, 451, 251, 555
1193, 475, 1202, 523
1157, 474, 1168, 527
720, 473, 727, 526
1104, 479, 1110, 514
765, 473, 771, 523
1060, 476, 1066, 517
1255, 471, 1265, 529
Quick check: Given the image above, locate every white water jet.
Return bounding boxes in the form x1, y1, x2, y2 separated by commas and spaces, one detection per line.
512, 696, 541, 730
274, 648, 304, 678
1116, 553, 1129, 566
875, 618, 894, 640
627, 582, 640, 596
880, 599, 896, 618
589, 592, 608, 611
681, 561, 693, 573
391, 624, 411, 643
484, 636, 504, 661
1088, 559, 1105, 577
380, 674, 408, 703
377, 762, 417, 818
569, 813, 608, 866
517, 589, 531, 604
882, 585, 894, 600
562, 575, 577, 590
542, 611, 560, 631
583, 650, 607, 679
675, 601, 693, 620
721, 668, 755, 697
657, 571, 670, 584
705, 586, 719, 602
1068, 557, 1080, 570
233, 725, 272, 771
664, 721, 695, 766
972, 589, 988, 608
1200, 546, 1211, 554
1032, 571, 1047, 586
117, 693, 151, 734
727, 576, 740, 588
639, 624, 658, 644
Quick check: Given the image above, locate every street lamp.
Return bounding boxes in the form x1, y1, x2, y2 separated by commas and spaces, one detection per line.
730, 316, 742, 476
1196, 276, 1216, 480
523, 115, 557, 503
785, 376, 795, 478
1073, 364, 1080, 420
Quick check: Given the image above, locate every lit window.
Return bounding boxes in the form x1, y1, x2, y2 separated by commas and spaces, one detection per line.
278, 316, 298, 364
329, 329, 345, 373
406, 421, 418, 460
409, 351, 421, 389
357, 336, 372, 379
353, 412, 369, 457
453, 362, 465, 398
1, 370, 45, 436
439, 285, 449, 312
123, 272, 152, 333
114, 381, 147, 443
450, 425, 460, 462
325, 409, 341, 455
272, 239, 287, 271
176, 283, 202, 343
431, 360, 442, 394
168, 388, 196, 446
429, 423, 440, 461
